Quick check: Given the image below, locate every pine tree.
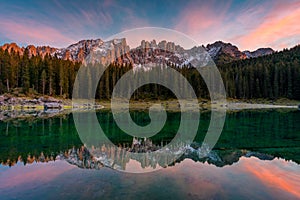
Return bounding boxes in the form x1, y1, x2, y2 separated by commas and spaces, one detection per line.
41, 70, 47, 95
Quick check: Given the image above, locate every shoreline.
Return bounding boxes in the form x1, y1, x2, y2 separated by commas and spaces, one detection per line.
226, 102, 298, 110
0, 96, 299, 111
0, 97, 298, 122
98, 99, 299, 111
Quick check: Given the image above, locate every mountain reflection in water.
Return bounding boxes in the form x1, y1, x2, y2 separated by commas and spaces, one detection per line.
0, 156, 299, 200
59, 139, 278, 171
0, 109, 300, 199
1, 109, 300, 168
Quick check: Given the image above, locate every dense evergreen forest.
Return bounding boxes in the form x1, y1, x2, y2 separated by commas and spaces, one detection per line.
0, 49, 81, 97
0, 45, 300, 100
220, 46, 300, 100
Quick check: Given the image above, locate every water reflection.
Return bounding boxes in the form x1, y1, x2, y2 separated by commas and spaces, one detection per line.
243, 158, 300, 198
60, 142, 278, 171
0, 157, 299, 200
1, 109, 300, 168
0, 109, 300, 199
0, 109, 68, 122
0, 140, 279, 172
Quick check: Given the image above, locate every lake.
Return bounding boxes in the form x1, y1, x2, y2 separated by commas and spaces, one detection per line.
0, 109, 299, 199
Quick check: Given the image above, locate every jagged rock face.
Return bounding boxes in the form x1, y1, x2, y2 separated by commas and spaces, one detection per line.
0, 40, 223, 67
130, 40, 186, 66
1, 43, 24, 55
55, 39, 104, 62
1, 43, 57, 57
129, 40, 211, 68
0, 39, 275, 65
243, 48, 274, 58
206, 41, 247, 60
56, 38, 132, 65
35, 46, 57, 57
26, 45, 37, 57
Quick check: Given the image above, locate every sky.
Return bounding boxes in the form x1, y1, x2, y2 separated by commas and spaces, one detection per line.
0, 0, 299, 51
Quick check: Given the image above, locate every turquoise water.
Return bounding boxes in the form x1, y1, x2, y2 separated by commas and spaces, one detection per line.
0, 109, 299, 199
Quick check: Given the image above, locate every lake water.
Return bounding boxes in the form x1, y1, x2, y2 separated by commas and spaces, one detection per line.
0, 109, 299, 199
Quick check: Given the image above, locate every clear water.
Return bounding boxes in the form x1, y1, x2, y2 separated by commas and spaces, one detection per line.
0, 109, 299, 199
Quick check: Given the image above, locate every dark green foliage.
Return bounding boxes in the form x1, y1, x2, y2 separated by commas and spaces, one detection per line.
219, 45, 300, 100
1, 110, 300, 165
0, 49, 81, 97
0, 45, 300, 100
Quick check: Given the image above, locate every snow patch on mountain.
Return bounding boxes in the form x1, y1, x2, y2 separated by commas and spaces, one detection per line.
1, 39, 276, 67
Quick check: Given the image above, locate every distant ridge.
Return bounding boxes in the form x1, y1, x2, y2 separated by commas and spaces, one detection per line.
1, 39, 275, 65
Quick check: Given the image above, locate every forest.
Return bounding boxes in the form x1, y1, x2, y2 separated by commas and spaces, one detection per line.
0, 45, 300, 100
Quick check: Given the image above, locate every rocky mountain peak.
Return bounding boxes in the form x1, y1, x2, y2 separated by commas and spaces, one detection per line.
1, 43, 24, 55
1, 43, 57, 57
243, 48, 275, 58
67, 38, 132, 65
0, 39, 276, 66
206, 41, 247, 60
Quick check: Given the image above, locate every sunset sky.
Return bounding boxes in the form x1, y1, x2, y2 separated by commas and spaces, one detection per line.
0, 0, 299, 50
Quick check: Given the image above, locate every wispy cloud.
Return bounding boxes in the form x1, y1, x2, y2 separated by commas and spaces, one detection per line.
244, 158, 300, 198
173, 0, 300, 50
0, 161, 74, 189
0, 19, 75, 47
0, 0, 152, 47
0, 0, 299, 50
234, 1, 300, 50
174, 1, 232, 45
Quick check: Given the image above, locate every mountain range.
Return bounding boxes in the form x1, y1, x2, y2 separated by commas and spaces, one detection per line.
0, 39, 275, 66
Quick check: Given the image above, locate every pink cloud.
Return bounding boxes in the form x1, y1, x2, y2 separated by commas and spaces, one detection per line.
0, 161, 75, 189
0, 19, 76, 47
174, 1, 232, 45
234, 1, 300, 50
243, 158, 300, 198
174, 0, 300, 50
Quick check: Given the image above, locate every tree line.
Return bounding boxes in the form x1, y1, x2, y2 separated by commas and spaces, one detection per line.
219, 45, 300, 100
0, 45, 300, 100
0, 48, 81, 97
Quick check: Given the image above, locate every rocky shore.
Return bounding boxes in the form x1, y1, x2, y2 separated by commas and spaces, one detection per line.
0, 94, 101, 121
0, 94, 298, 121
0, 94, 69, 121
0, 94, 66, 109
